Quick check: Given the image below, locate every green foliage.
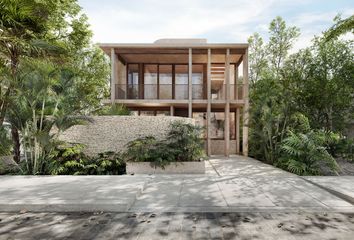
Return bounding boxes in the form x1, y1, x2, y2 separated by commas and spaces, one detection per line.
47, 144, 125, 175
268, 16, 300, 74
248, 16, 354, 176
277, 130, 339, 175
0, 126, 12, 156
283, 38, 354, 132
325, 14, 354, 41
166, 121, 205, 162
96, 103, 131, 116
124, 122, 205, 168
248, 33, 267, 84
333, 137, 354, 162
0, 0, 109, 171
124, 136, 176, 168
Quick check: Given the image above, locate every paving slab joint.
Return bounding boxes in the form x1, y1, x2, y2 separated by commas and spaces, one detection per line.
127, 176, 152, 211
301, 177, 354, 206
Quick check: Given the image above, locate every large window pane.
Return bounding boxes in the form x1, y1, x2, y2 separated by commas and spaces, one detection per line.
128, 64, 139, 99
192, 65, 203, 99
159, 65, 172, 99
144, 64, 157, 99
175, 65, 188, 99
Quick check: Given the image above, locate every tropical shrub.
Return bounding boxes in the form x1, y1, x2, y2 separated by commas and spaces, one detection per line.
276, 130, 339, 175
333, 137, 354, 162
166, 121, 205, 162
47, 144, 125, 175
124, 121, 205, 168
123, 136, 176, 168
96, 103, 131, 116
0, 126, 12, 156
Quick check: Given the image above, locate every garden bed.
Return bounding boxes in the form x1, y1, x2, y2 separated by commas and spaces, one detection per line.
126, 161, 205, 174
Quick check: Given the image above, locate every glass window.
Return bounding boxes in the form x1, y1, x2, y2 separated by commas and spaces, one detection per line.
144, 65, 157, 99
127, 64, 139, 99
156, 111, 170, 116
192, 65, 204, 99
175, 65, 188, 99
159, 65, 172, 99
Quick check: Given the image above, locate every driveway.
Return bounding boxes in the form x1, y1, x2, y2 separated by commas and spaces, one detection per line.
0, 156, 353, 213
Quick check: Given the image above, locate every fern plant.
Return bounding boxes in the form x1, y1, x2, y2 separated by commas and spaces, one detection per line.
277, 130, 339, 175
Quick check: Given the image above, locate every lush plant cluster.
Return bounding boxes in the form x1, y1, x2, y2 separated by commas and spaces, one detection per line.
248, 15, 354, 175
277, 130, 339, 175
95, 103, 131, 116
0, 0, 110, 174
0, 125, 12, 156
1, 144, 125, 175
47, 144, 125, 175
123, 121, 205, 168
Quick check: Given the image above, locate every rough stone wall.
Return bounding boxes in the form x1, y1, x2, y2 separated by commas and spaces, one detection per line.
59, 116, 194, 156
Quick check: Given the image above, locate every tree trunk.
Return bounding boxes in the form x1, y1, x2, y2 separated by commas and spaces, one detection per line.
11, 126, 21, 164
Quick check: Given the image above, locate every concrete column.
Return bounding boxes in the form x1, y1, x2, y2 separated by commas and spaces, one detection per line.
242, 49, 249, 156
236, 108, 240, 154
235, 66, 239, 100
207, 48, 211, 156
110, 48, 116, 103
224, 49, 230, 157
235, 66, 240, 154
170, 105, 174, 116
188, 48, 192, 118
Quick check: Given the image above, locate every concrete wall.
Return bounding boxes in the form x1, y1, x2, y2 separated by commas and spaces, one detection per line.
59, 116, 194, 156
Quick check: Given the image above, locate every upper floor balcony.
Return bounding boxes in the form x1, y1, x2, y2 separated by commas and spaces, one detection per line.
99, 40, 249, 104
115, 84, 244, 100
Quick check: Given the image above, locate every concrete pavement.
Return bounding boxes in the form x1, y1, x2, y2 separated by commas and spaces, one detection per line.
1, 212, 354, 239
0, 156, 353, 213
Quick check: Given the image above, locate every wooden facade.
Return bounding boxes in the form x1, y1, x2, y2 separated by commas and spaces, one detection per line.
99, 39, 249, 156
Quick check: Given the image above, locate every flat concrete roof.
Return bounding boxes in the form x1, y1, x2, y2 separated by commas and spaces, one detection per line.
98, 42, 248, 50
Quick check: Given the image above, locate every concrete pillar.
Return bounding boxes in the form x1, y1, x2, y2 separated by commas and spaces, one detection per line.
236, 108, 240, 154
188, 48, 192, 118
242, 49, 249, 156
207, 48, 211, 156
235, 66, 239, 100
170, 105, 174, 116
110, 48, 116, 103
224, 49, 230, 157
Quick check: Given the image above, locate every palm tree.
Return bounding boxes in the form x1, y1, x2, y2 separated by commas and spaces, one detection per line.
5, 60, 90, 173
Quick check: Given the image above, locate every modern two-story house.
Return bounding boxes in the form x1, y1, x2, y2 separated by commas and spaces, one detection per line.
99, 39, 249, 157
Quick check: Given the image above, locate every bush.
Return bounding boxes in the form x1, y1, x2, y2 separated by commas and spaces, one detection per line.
47, 144, 125, 175
96, 103, 130, 116
276, 130, 339, 175
166, 121, 205, 162
124, 121, 205, 168
333, 137, 354, 162
0, 126, 12, 156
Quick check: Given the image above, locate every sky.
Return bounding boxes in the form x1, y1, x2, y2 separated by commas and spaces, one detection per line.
78, 0, 353, 51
